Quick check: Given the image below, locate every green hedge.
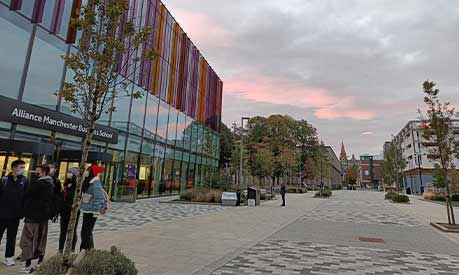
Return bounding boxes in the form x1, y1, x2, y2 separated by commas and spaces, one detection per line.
451, 194, 459, 202
385, 192, 397, 200
287, 186, 307, 193
392, 194, 409, 203
314, 189, 332, 198
433, 194, 446, 201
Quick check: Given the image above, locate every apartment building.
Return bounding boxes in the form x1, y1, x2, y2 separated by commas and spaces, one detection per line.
393, 120, 459, 193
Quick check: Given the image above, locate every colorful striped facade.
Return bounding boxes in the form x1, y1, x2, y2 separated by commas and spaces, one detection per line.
0, 0, 222, 199
6, 0, 223, 132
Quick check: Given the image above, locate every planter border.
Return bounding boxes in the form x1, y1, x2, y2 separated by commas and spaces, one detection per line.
419, 198, 459, 208
430, 221, 459, 233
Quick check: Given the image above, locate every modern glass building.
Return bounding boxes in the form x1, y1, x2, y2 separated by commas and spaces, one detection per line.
0, 0, 223, 200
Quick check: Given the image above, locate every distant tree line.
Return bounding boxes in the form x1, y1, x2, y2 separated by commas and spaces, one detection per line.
219, 114, 330, 186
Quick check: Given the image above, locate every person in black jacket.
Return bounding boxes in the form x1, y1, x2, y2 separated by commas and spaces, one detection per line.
19, 165, 53, 274
58, 167, 80, 254
47, 162, 63, 221
280, 183, 286, 207
0, 160, 28, 267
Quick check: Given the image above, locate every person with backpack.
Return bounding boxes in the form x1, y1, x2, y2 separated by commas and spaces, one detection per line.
80, 165, 108, 251
0, 160, 28, 267
19, 165, 53, 273
58, 167, 80, 254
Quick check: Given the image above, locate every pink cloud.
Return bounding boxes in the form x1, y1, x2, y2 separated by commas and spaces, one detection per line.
361, 131, 374, 135
225, 73, 375, 120
173, 10, 232, 48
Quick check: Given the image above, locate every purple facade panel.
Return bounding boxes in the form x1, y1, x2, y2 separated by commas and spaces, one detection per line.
31, 0, 46, 23
50, 0, 65, 34
139, 0, 156, 87
9, 0, 22, 11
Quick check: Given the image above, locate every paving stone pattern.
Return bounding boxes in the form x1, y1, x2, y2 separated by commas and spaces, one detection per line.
302, 197, 422, 227
213, 240, 459, 275
8, 198, 224, 243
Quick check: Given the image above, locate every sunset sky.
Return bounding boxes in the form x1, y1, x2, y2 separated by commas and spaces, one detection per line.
163, 0, 459, 157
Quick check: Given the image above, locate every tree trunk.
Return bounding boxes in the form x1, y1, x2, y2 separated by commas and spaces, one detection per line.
63, 115, 96, 261
446, 198, 452, 225
445, 178, 456, 224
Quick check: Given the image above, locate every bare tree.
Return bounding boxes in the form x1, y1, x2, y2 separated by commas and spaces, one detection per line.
58, 0, 157, 260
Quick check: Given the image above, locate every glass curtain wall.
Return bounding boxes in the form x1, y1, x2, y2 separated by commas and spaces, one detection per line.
0, 1, 221, 200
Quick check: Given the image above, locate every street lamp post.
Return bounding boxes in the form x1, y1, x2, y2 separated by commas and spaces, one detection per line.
417, 154, 424, 193
239, 117, 250, 186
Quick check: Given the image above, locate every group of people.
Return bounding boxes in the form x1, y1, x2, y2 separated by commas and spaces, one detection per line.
0, 160, 108, 273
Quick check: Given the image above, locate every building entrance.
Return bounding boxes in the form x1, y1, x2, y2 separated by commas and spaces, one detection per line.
0, 139, 55, 177
58, 150, 115, 198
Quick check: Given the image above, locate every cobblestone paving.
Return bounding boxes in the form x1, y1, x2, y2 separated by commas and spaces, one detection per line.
302, 197, 422, 227
1, 198, 224, 274
212, 240, 459, 275
213, 191, 459, 275
302, 208, 422, 227
3, 197, 224, 244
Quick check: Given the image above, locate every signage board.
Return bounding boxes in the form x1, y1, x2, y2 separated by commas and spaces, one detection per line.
0, 95, 118, 144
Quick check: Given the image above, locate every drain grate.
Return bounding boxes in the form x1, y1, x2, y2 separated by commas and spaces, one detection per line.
358, 236, 385, 243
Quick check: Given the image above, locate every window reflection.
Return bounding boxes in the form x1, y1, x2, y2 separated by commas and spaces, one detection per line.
23, 27, 66, 109
0, 5, 32, 99
156, 101, 169, 143
111, 88, 133, 132
167, 108, 178, 146
145, 93, 159, 140
129, 88, 146, 137
175, 113, 187, 149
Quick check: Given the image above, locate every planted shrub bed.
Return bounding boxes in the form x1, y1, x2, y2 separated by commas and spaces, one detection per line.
385, 192, 409, 203
287, 186, 307, 193
179, 188, 223, 203
37, 246, 137, 275
391, 194, 410, 203
314, 189, 332, 198
384, 191, 397, 200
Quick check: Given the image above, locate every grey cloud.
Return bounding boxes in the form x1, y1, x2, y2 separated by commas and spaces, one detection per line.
164, 0, 459, 156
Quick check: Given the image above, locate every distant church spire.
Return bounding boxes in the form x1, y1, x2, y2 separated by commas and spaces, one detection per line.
339, 142, 347, 161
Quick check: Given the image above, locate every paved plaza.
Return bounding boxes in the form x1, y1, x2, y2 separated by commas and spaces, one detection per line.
1, 191, 459, 274
214, 191, 459, 275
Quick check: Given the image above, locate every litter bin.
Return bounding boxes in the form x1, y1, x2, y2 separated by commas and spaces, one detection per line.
222, 192, 238, 206
247, 187, 260, 207
406, 187, 412, 195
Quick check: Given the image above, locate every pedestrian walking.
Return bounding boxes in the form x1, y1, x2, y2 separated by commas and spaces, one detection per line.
280, 183, 286, 207
19, 164, 54, 273
58, 167, 80, 254
0, 160, 28, 267
80, 165, 108, 251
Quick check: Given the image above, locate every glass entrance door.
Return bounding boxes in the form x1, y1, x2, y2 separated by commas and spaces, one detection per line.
0, 151, 43, 178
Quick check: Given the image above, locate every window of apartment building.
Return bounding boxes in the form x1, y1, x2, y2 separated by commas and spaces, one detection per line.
364, 170, 369, 176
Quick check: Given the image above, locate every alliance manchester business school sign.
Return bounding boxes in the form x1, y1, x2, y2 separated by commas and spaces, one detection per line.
0, 96, 118, 144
